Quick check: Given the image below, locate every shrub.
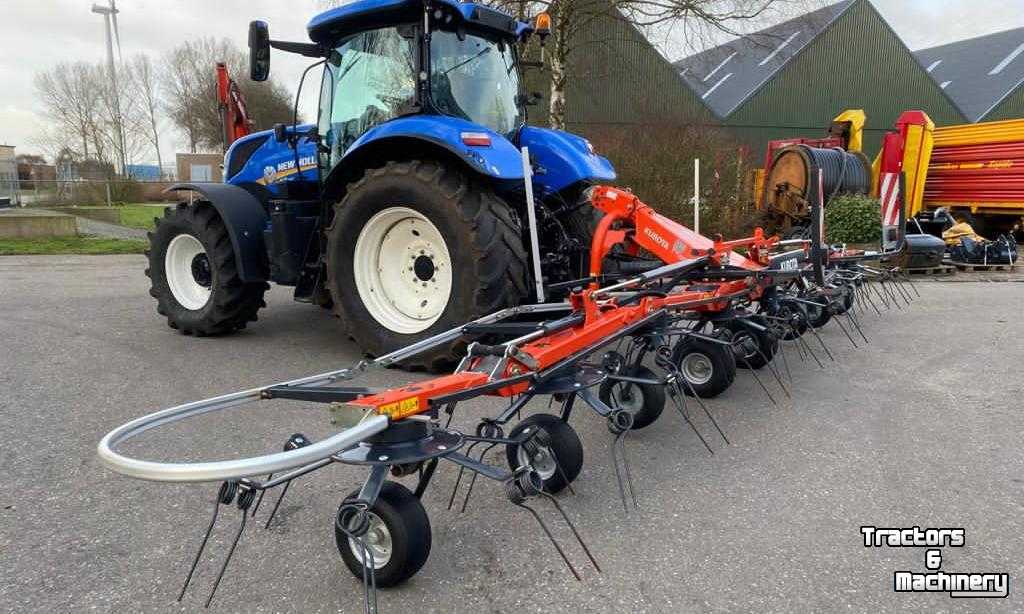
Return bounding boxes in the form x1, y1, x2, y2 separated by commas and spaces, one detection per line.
581, 123, 759, 238
825, 193, 881, 244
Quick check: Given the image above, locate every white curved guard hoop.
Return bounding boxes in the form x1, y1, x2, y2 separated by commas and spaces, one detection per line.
96, 368, 389, 483
97, 302, 572, 484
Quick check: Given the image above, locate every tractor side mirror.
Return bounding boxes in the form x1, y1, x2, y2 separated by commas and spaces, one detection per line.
249, 20, 271, 82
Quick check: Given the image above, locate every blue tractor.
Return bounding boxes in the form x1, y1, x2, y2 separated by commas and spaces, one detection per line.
147, 0, 615, 370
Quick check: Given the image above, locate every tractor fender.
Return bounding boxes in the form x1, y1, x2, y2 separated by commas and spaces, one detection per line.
165, 183, 269, 283
518, 126, 616, 194
321, 116, 524, 202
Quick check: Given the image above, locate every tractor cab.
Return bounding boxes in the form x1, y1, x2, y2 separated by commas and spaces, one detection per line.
310, 0, 531, 166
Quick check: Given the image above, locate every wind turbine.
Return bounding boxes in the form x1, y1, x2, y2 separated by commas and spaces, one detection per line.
92, 0, 126, 174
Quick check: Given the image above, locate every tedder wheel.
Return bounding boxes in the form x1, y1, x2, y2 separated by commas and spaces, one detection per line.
803, 293, 832, 328
335, 481, 431, 587
326, 160, 528, 371
719, 319, 778, 370
670, 339, 737, 398
772, 298, 809, 340
146, 202, 267, 336
505, 414, 583, 494
597, 365, 665, 429
832, 284, 855, 315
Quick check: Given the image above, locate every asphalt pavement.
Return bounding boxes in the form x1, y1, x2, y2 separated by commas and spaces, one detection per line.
1, 255, 1022, 613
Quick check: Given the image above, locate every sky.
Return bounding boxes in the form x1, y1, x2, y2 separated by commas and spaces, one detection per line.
2, 0, 1022, 165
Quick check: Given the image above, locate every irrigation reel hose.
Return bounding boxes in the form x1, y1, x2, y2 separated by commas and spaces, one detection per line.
763, 144, 871, 224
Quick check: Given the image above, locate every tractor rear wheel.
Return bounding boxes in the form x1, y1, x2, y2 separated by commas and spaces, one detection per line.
146, 203, 267, 336
326, 160, 528, 371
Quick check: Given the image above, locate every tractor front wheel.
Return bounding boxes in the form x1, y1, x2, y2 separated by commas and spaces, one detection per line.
146, 203, 267, 336
326, 160, 528, 371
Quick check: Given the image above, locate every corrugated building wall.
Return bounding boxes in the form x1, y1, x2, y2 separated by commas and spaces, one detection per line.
724, 0, 965, 156
523, 6, 715, 131
985, 84, 1024, 122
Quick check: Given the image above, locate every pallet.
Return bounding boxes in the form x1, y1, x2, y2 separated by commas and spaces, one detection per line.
949, 261, 1016, 272
905, 264, 956, 276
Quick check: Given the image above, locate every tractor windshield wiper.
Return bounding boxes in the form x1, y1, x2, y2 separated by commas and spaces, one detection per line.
442, 47, 491, 76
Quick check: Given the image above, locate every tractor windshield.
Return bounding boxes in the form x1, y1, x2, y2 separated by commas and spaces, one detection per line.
429, 31, 523, 136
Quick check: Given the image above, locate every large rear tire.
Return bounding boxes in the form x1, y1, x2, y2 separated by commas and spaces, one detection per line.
146, 202, 267, 336
326, 160, 528, 371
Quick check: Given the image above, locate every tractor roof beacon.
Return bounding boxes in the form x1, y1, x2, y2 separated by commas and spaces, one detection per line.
146, 0, 616, 370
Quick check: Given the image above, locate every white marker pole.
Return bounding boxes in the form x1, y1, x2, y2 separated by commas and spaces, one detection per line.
693, 158, 700, 234
521, 146, 545, 303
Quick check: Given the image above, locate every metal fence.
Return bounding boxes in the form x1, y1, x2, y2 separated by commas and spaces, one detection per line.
9, 179, 220, 208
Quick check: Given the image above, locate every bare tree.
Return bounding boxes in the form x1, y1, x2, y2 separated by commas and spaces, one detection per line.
95, 60, 148, 173
125, 53, 165, 172
164, 37, 296, 153
34, 62, 103, 160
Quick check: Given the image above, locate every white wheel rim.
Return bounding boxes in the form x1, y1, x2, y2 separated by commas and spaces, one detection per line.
517, 427, 558, 481
681, 352, 714, 385
353, 207, 453, 334
165, 233, 211, 311
348, 512, 392, 570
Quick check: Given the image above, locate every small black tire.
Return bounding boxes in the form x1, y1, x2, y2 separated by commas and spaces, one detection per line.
597, 365, 665, 429
771, 298, 809, 340
719, 319, 778, 370
505, 414, 583, 494
803, 294, 832, 328
325, 159, 528, 372
146, 202, 268, 336
671, 339, 736, 398
335, 482, 431, 588
831, 284, 855, 315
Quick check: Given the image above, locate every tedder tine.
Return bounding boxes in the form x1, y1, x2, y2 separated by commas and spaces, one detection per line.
178, 481, 237, 602
538, 491, 602, 572
846, 307, 869, 344
205, 486, 256, 608
752, 342, 791, 399
806, 322, 835, 362
667, 382, 714, 455
506, 471, 582, 581
831, 311, 858, 349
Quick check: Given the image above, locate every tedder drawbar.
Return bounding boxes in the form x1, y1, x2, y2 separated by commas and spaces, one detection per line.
98, 175, 921, 612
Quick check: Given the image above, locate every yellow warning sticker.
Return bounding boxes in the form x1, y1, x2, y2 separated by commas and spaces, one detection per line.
377, 397, 421, 419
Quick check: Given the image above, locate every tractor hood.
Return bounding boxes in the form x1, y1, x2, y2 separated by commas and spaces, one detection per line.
307, 0, 530, 45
